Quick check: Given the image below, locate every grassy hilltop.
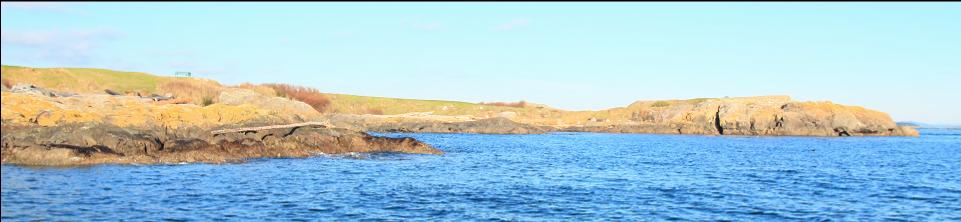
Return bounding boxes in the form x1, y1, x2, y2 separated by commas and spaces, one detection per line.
0, 65, 554, 119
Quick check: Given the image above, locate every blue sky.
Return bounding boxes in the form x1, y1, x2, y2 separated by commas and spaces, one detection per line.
2, 2, 959, 124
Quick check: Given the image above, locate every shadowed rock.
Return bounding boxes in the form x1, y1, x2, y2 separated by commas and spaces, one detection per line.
1, 119, 442, 166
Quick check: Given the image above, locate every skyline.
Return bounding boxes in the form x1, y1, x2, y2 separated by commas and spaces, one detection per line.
2, 2, 959, 124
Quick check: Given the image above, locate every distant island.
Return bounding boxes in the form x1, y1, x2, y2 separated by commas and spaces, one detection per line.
0, 65, 919, 166
897, 121, 961, 129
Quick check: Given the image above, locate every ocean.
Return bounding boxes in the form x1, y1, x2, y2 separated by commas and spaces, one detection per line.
3, 129, 960, 221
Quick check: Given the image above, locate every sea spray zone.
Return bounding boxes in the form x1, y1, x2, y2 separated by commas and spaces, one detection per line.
1, 65, 918, 166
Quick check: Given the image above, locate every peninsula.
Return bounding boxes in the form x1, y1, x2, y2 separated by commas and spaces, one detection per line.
0, 65, 918, 166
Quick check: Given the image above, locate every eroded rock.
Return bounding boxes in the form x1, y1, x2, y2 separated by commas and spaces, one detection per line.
1, 119, 443, 166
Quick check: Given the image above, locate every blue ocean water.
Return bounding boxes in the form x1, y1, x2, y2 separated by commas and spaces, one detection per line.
3, 129, 960, 221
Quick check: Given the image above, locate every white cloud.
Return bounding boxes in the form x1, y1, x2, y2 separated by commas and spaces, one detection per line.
1, 28, 122, 64
495, 18, 530, 30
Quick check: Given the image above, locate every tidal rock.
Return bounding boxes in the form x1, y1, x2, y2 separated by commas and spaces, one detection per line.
1, 120, 443, 166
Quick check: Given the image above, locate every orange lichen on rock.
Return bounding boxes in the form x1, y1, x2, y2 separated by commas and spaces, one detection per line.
0, 92, 272, 129
0, 92, 101, 126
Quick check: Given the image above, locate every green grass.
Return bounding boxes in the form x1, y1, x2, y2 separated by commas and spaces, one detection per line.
1, 65, 167, 93
324, 93, 528, 115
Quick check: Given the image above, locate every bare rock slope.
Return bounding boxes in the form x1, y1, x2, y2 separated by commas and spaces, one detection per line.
561, 96, 918, 137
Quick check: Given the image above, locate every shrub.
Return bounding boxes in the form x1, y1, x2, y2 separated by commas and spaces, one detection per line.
159, 79, 222, 106
479, 100, 527, 108
262, 83, 331, 112
202, 96, 215, 106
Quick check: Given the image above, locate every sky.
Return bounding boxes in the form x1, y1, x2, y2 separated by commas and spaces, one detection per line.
2, 2, 959, 124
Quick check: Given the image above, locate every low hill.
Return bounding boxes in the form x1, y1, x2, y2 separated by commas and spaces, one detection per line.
1, 65, 551, 117
1, 65, 918, 137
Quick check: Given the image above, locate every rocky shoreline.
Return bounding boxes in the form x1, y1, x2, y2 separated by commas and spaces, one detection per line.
0, 85, 444, 166
325, 97, 919, 137
0, 82, 917, 166
1, 119, 441, 166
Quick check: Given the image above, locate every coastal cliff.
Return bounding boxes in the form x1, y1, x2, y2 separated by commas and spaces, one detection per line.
318, 96, 917, 137
0, 66, 918, 165
560, 96, 918, 137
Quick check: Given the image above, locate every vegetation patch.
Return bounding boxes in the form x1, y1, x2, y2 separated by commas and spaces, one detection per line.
1, 65, 164, 94
262, 83, 331, 113
158, 79, 223, 106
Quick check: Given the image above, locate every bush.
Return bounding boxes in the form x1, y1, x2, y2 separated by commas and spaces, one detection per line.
1, 78, 12, 88
159, 79, 222, 106
202, 96, 215, 106
479, 100, 527, 108
262, 83, 331, 112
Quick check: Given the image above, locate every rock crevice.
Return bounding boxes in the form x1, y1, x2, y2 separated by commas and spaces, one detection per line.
714, 106, 724, 135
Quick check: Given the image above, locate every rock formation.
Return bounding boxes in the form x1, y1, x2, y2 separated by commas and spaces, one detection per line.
218, 88, 320, 119
1, 120, 440, 166
313, 96, 917, 137
0, 89, 443, 166
561, 96, 918, 137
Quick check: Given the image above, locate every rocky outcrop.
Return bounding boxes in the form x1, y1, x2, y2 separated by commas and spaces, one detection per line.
1, 119, 441, 166
10, 83, 77, 97
562, 96, 918, 137
0, 89, 442, 166
1, 91, 273, 128
218, 88, 321, 119
319, 96, 916, 137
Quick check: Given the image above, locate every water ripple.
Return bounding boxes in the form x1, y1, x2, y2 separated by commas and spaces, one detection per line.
3, 129, 961, 221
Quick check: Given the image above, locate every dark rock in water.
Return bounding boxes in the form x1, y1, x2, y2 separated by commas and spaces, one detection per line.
0, 120, 442, 166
